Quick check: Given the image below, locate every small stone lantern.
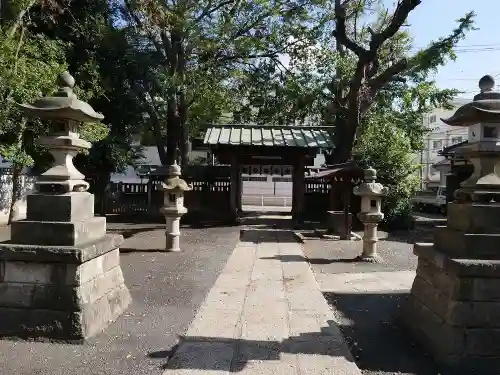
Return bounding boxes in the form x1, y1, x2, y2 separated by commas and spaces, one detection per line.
353, 167, 388, 262
160, 162, 192, 252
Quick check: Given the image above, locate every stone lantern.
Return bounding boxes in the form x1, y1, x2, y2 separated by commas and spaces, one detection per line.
160, 162, 192, 252
353, 167, 388, 262
0, 72, 131, 341
401, 75, 500, 372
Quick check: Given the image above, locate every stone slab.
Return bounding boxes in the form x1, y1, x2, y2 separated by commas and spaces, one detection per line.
0, 265, 125, 310
414, 243, 500, 278
433, 225, 500, 259
26, 192, 95, 222
315, 271, 416, 293
447, 202, 500, 234
0, 234, 123, 264
11, 216, 106, 246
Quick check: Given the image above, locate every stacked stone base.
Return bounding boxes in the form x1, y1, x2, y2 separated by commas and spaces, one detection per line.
401, 242, 500, 373
0, 233, 131, 341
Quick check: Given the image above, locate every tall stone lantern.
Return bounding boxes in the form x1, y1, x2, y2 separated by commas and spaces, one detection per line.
0, 72, 131, 341
401, 75, 500, 372
160, 162, 192, 252
353, 167, 388, 262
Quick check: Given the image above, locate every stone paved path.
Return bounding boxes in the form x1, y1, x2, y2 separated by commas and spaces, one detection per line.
162, 229, 361, 375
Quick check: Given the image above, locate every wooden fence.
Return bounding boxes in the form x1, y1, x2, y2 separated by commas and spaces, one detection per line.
104, 178, 233, 221
102, 178, 331, 221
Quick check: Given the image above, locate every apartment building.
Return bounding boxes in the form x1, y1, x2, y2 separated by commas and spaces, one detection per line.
417, 98, 470, 189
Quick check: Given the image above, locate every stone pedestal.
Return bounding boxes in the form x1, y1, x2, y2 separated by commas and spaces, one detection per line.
402, 204, 500, 372
0, 192, 131, 341
401, 75, 500, 373
402, 204, 500, 371
326, 210, 352, 236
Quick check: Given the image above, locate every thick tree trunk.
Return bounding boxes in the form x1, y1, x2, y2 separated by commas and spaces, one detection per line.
8, 164, 24, 224
165, 98, 180, 166
329, 116, 356, 164
153, 121, 168, 165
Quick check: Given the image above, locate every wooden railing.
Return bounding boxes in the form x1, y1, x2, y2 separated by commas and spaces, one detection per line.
104, 178, 232, 216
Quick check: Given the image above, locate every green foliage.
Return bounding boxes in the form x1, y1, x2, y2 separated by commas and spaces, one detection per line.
0, 1, 67, 167
354, 120, 420, 229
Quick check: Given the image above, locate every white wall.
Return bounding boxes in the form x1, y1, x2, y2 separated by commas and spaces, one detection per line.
110, 146, 210, 183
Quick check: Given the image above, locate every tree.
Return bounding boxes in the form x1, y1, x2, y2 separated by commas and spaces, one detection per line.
27, 0, 148, 208
329, 0, 474, 163
231, 1, 474, 226
0, 0, 112, 222
0, 0, 67, 223
121, 0, 322, 166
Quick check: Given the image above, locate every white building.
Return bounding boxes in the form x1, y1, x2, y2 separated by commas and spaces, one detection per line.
417, 98, 470, 189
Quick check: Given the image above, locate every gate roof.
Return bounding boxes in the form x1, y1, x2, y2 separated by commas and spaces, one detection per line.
203, 124, 334, 149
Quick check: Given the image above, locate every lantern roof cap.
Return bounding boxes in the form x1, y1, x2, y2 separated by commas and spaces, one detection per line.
18, 71, 104, 123
442, 75, 500, 127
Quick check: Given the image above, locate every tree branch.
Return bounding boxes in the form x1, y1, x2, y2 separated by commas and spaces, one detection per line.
369, 0, 421, 50
196, 0, 235, 22
332, 0, 367, 57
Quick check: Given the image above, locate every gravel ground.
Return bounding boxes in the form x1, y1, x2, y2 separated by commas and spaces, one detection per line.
324, 291, 441, 375
302, 222, 443, 375
0, 224, 240, 375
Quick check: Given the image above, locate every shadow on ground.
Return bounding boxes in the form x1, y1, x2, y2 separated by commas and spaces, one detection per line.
324, 291, 443, 375
149, 320, 356, 372
260, 254, 360, 264
239, 228, 299, 244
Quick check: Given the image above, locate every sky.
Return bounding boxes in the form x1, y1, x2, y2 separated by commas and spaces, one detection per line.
407, 0, 499, 99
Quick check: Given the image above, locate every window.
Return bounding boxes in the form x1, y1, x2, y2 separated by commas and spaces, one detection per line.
429, 115, 437, 124
451, 136, 463, 144
484, 126, 498, 138
432, 140, 442, 150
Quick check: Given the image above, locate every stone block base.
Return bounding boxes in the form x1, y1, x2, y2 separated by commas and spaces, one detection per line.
0, 235, 131, 341
11, 216, 106, 247
400, 243, 500, 373
326, 211, 352, 236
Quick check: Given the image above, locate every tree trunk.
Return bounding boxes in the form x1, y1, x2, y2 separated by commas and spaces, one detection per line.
329, 116, 356, 164
8, 164, 24, 224
165, 98, 180, 166
179, 87, 189, 167
151, 116, 168, 165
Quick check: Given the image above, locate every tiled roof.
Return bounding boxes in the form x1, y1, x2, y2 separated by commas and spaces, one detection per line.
203, 125, 334, 148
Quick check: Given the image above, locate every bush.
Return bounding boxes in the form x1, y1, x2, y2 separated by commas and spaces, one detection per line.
354, 121, 420, 231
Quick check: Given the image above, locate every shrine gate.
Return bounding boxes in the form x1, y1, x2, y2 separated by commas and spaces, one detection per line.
203, 124, 334, 224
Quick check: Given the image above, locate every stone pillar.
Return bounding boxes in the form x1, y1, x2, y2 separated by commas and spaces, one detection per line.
229, 155, 239, 222
353, 167, 388, 262
401, 75, 500, 372
0, 72, 131, 341
292, 157, 305, 225
160, 163, 192, 252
